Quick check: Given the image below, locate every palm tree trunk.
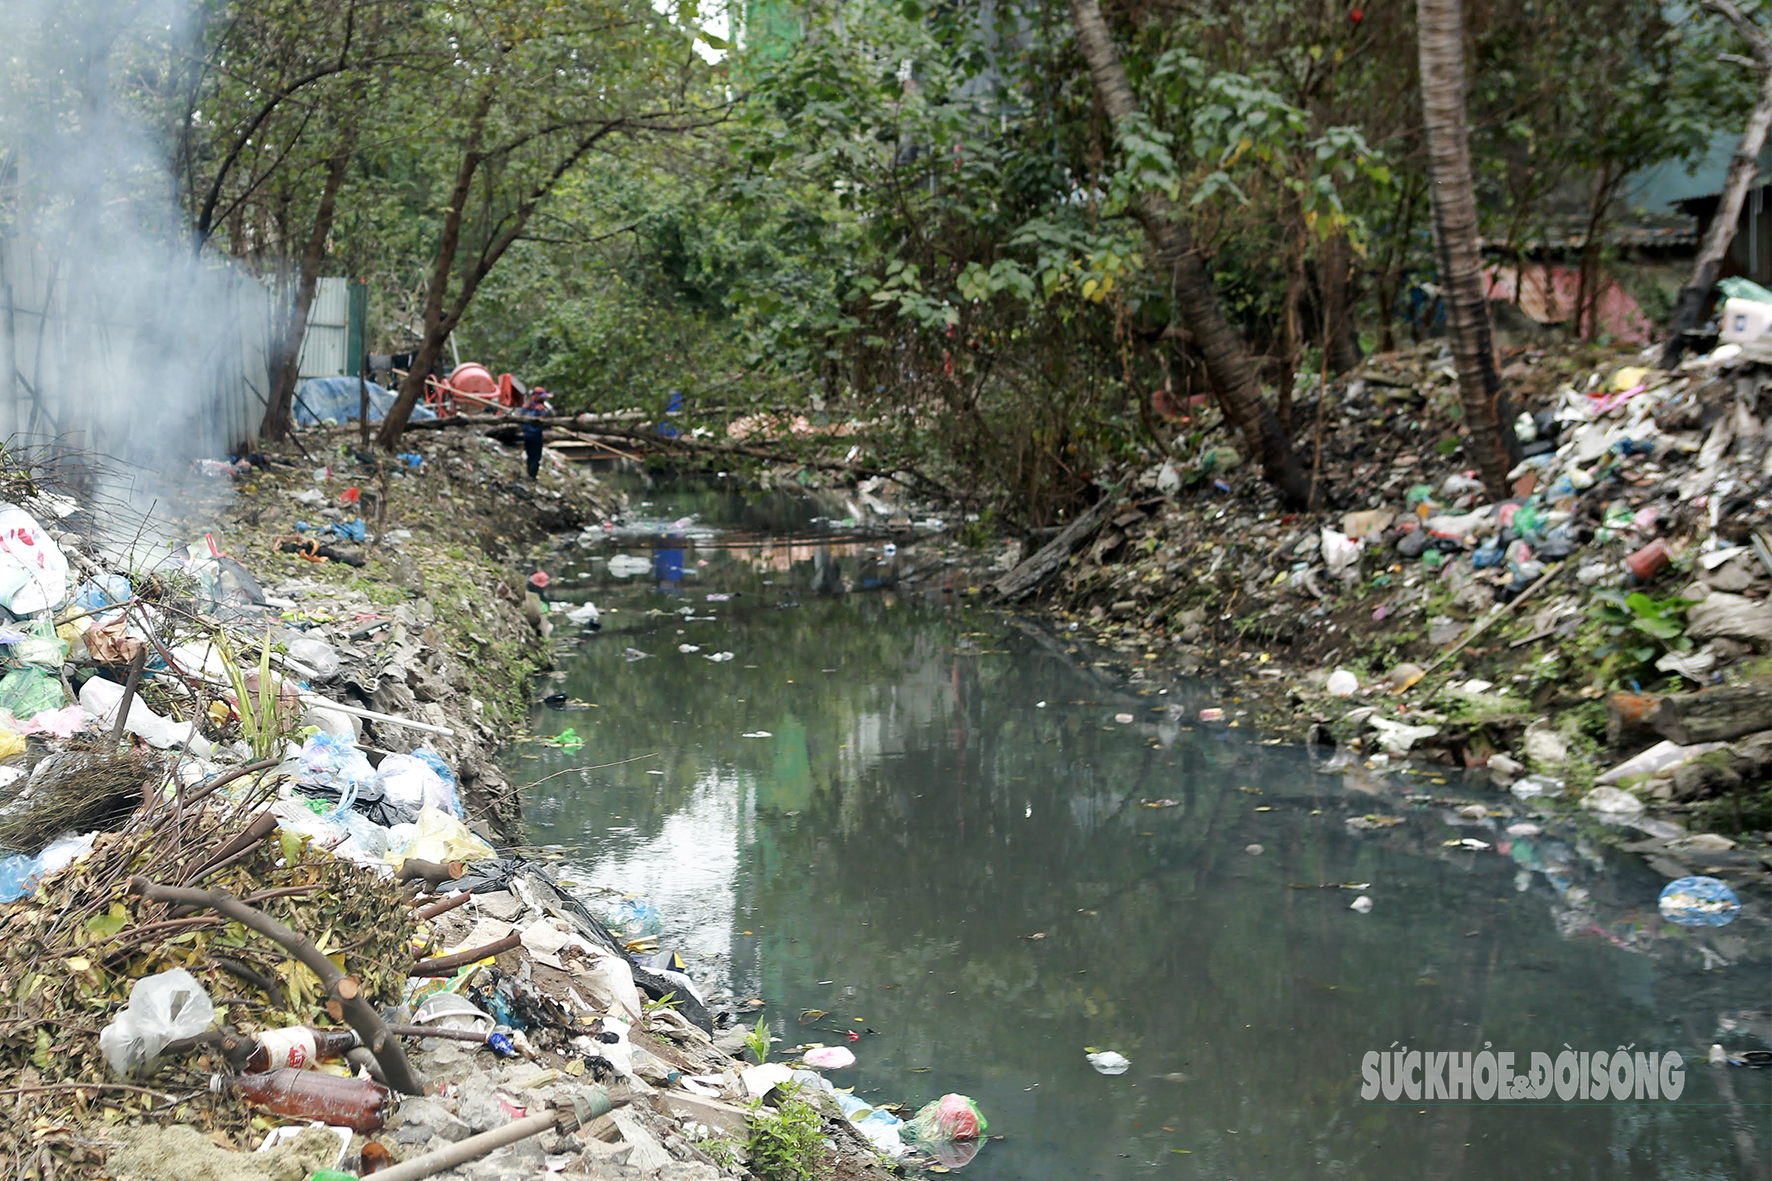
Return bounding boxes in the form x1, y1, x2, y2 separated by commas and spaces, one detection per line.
1067, 0, 1311, 508
1416, 0, 1518, 498
1662, 0, 1772, 368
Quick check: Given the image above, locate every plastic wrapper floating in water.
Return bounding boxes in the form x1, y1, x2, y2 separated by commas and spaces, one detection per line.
1658, 876, 1740, 927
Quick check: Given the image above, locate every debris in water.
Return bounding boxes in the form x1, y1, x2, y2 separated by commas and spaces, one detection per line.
546, 728, 584, 752
1086, 1049, 1131, 1075
1658, 876, 1740, 927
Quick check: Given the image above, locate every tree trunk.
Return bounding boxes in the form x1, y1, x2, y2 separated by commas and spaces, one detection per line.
260, 138, 355, 440
1572, 164, 1620, 341
375, 87, 495, 450
1318, 230, 1361, 373
1416, 0, 1519, 498
375, 88, 618, 449
1661, 0, 1772, 368
1375, 179, 1421, 354
1646, 681, 1772, 746
1067, 0, 1311, 508
1277, 237, 1306, 432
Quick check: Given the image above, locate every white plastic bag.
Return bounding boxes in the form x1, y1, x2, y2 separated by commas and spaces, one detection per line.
333, 809, 391, 863
1321, 528, 1364, 579
99, 968, 215, 1076
0, 505, 69, 615
372, 753, 453, 815
284, 636, 341, 682
79, 676, 217, 756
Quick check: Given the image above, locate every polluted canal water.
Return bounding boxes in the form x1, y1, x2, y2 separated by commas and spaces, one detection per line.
510, 474, 1768, 1180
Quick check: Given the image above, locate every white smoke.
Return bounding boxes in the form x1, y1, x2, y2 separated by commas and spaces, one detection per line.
0, 0, 267, 477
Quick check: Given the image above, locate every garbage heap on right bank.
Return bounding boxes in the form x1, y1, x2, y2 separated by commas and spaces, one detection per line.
1029, 336, 1772, 836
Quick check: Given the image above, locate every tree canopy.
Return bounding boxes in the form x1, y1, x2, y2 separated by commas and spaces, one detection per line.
2, 0, 1757, 515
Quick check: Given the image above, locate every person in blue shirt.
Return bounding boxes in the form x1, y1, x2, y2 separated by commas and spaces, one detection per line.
520, 387, 550, 478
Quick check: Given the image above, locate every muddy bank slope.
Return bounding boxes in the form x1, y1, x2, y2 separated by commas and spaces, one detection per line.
179, 432, 622, 835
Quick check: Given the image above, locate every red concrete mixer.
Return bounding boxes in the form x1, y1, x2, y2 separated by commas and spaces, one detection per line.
423, 362, 524, 416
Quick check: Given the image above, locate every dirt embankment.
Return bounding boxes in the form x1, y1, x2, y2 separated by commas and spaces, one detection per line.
183, 431, 623, 835
981, 340, 1772, 861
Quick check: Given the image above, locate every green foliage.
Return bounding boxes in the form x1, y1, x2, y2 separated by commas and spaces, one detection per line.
741, 1013, 775, 1064
692, 1133, 740, 1171
744, 1091, 831, 1181
642, 991, 681, 1015
956, 509, 997, 549
214, 629, 299, 760
1588, 589, 1694, 669
82, 0, 1756, 516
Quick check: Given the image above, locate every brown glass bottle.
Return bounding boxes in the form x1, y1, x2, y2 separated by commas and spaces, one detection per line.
214, 1068, 390, 1131
233, 1026, 362, 1073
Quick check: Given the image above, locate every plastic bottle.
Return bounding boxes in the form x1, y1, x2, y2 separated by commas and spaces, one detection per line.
232, 1026, 361, 1073
213, 1068, 389, 1131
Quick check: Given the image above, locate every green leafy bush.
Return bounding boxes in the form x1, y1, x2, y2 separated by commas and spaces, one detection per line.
1588, 589, 1694, 668
745, 1092, 831, 1181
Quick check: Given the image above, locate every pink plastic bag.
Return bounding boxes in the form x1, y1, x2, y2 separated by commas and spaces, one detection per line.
22, 705, 86, 737
905, 1093, 986, 1142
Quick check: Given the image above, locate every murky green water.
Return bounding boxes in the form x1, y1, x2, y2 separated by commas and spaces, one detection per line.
511, 472, 1769, 1180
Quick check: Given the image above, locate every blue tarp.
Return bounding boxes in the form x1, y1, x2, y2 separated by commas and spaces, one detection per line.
294, 377, 437, 426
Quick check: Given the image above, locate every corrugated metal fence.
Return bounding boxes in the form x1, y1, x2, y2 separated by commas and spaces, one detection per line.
0, 235, 274, 467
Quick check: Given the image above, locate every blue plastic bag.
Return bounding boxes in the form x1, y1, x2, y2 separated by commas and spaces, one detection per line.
296, 731, 375, 810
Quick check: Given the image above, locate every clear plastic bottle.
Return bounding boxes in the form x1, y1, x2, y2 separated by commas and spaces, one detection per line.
213, 1068, 390, 1131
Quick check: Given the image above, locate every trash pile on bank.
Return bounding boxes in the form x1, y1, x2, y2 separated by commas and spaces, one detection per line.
1005, 338, 1772, 834
0, 454, 981, 1179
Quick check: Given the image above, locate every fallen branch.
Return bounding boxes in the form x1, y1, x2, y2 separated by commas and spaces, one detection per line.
129, 876, 425, 1095
108, 649, 149, 750
366, 1092, 626, 1181
400, 411, 953, 499
413, 890, 474, 921
410, 932, 522, 976
184, 808, 279, 882
395, 858, 464, 891
992, 497, 1118, 603
211, 956, 289, 1010
180, 757, 282, 810
384, 1022, 489, 1043
550, 421, 954, 498
1414, 562, 1564, 681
